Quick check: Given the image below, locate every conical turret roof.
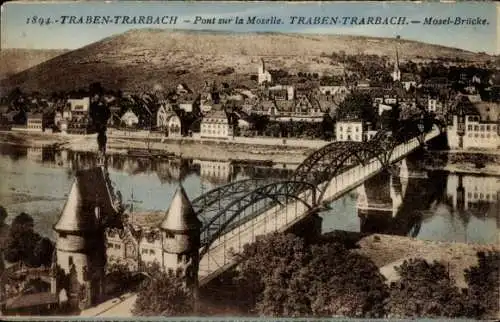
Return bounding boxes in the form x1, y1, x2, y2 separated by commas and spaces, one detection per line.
160, 185, 201, 232
54, 167, 116, 233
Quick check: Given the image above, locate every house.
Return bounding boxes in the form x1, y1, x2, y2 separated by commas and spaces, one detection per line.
26, 113, 44, 132
427, 97, 444, 114
268, 85, 294, 101
121, 109, 139, 127
401, 73, 418, 91
258, 59, 272, 85
67, 97, 90, 121
378, 103, 393, 116
156, 104, 184, 137
106, 185, 201, 276
447, 96, 499, 150
336, 119, 367, 142
156, 103, 174, 129
200, 110, 233, 139
319, 85, 349, 96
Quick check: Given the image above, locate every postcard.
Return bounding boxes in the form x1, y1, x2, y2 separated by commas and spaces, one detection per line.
0, 1, 498, 320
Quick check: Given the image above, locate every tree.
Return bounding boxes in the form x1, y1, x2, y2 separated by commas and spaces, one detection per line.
464, 251, 500, 318
133, 264, 193, 316
337, 92, 377, 125
233, 233, 389, 318
387, 259, 472, 318
307, 244, 388, 318
4, 212, 54, 267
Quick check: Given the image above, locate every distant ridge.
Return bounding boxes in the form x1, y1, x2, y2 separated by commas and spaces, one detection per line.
0, 29, 493, 94
0, 48, 69, 81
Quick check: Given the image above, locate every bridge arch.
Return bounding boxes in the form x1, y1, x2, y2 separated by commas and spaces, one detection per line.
290, 141, 386, 189
191, 178, 270, 224
200, 180, 317, 256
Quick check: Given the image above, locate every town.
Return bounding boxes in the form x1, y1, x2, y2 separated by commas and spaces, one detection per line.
0, 44, 499, 319
0, 48, 498, 152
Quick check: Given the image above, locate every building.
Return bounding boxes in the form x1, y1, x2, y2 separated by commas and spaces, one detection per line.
53, 167, 120, 310
268, 85, 294, 101
447, 97, 500, 150
401, 73, 417, 91
156, 103, 182, 137
106, 186, 201, 289
121, 109, 139, 128
26, 113, 44, 132
257, 59, 272, 85
336, 119, 367, 142
391, 47, 401, 82
200, 110, 233, 139
67, 97, 90, 121
319, 85, 349, 96
427, 97, 444, 114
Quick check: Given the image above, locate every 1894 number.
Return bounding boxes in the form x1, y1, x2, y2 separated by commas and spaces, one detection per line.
26, 16, 53, 25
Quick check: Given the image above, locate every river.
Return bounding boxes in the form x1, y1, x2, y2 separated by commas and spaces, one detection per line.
0, 144, 498, 244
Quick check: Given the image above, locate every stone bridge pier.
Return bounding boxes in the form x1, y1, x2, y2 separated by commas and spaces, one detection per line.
398, 151, 428, 180
357, 170, 404, 234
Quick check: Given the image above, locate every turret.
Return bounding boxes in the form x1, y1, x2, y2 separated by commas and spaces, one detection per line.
53, 167, 116, 310
160, 185, 201, 289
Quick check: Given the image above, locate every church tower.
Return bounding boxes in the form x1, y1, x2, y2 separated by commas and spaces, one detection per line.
391, 46, 401, 82
53, 167, 116, 310
258, 58, 272, 85
160, 185, 201, 293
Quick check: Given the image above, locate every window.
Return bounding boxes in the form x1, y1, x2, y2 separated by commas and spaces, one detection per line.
474, 125, 479, 131
486, 125, 491, 131
468, 125, 472, 131
165, 231, 174, 239
142, 249, 148, 254
480, 125, 485, 132
149, 249, 155, 255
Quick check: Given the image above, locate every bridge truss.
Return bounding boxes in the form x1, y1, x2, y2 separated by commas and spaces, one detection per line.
195, 114, 443, 255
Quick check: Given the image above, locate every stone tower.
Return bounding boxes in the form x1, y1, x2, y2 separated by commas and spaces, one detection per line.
53, 167, 117, 310
160, 185, 201, 292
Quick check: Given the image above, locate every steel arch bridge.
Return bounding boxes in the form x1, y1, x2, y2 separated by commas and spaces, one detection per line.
195, 114, 444, 258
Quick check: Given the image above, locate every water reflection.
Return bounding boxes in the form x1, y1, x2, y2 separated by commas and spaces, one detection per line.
0, 145, 294, 239
342, 168, 499, 244
0, 144, 497, 244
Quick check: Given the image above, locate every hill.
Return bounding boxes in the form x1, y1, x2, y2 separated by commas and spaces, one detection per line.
0, 29, 493, 94
0, 48, 69, 81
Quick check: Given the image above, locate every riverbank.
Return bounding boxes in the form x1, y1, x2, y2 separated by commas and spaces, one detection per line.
0, 131, 316, 164
426, 150, 500, 176
350, 233, 499, 289
1, 131, 499, 174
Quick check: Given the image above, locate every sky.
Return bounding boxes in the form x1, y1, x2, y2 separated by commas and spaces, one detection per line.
1, 1, 498, 54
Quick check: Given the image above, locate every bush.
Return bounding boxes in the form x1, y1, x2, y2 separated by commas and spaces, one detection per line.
387, 258, 473, 318
133, 264, 193, 316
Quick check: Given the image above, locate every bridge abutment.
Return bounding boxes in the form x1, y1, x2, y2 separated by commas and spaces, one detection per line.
288, 213, 323, 243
